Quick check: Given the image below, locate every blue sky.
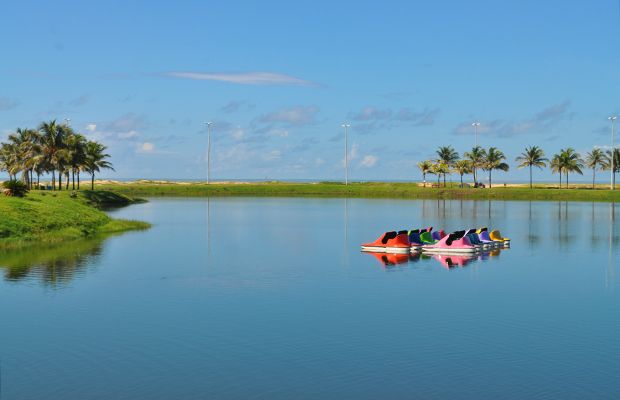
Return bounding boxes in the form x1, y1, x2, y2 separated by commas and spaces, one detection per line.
1, 0, 619, 182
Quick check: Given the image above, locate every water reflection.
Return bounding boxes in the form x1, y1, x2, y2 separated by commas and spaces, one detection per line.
364, 248, 506, 270
0, 236, 108, 287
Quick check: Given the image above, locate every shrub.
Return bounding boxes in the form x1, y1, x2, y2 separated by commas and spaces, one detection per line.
2, 180, 30, 197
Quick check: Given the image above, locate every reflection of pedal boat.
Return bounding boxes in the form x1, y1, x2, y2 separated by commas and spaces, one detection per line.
422, 231, 478, 253
361, 231, 410, 253
433, 253, 476, 268
366, 251, 410, 266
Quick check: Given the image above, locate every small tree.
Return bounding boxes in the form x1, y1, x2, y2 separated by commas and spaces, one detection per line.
515, 146, 547, 189
585, 148, 607, 189
484, 147, 509, 188
453, 160, 472, 187
417, 160, 433, 187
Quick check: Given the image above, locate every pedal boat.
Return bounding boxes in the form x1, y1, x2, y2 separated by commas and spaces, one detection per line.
422, 231, 478, 253
361, 231, 411, 254
489, 229, 510, 246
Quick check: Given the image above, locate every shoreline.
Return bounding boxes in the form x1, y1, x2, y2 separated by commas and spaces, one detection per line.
95, 181, 620, 203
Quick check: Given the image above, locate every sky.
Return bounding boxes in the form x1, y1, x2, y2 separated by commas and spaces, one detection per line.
0, 0, 619, 182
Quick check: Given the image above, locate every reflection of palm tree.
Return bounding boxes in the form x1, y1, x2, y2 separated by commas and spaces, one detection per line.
0, 237, 107, 286
515, 146, 547, 188
585, 148, 608, 189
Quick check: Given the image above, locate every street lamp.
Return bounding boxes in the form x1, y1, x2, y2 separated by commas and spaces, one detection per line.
205, 122, 213, 184
609, 116, 617, 190
342, 123, 350, 185
471, 122, 480, 147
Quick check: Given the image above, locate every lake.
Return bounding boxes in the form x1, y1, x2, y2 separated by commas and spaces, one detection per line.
1, 197, 619, 399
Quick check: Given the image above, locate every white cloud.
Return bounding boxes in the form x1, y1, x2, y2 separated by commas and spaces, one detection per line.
138, 142, 155, 153
263, 150, 282, 161
166, 71, 314, 86
360, 155, 378, 167
258, 106, 319, 126
119, 130, 140, 139
85, 123, 97, 132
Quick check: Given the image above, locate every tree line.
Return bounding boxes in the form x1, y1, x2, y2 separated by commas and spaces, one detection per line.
0, 120, 113, 190
418, 145, 620, 188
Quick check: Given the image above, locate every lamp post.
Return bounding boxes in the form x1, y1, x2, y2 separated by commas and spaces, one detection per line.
342, 123, 350, 185
205, 122, 213, 184
471, 122, 480, 147
609, 116, 617, 190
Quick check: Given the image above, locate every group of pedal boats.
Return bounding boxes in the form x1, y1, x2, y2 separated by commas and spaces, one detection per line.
361, 227, 510, 254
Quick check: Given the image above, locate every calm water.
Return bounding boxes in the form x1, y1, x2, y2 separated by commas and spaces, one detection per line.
1, 198, 619, 399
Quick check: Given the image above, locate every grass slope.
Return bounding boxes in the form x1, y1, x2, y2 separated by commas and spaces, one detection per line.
0, 190, 150, 247
97, 181, 620, 202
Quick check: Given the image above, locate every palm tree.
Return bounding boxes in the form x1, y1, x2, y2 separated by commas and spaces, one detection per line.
464, 146, 486, 185
417, 160, 433, 187
436, 146, 459, 187
483, 147, 509, 188
585, 148, 608, 189
453, 160, 471, 187
39, 120, 70, 190
550, 154, 563, 188
84, 141, 114, 189
605, 148, 620, 188
66, 132, 87, 190
554, 148, 583, 188
432, 161, 450, 187
515, 146, 547, 189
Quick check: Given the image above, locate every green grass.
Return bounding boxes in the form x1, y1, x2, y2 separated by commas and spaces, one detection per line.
0, 190, 150, 248
96, 181, 620, 202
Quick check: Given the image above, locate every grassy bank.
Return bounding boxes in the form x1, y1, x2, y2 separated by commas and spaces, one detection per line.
96, 181, 620, 202
0, 190, 150, 248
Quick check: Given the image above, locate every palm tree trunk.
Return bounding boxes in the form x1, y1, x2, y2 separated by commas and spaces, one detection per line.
489, 170, 492, 188
443, 174, 446, 187
592, 168, 595, 189
65, 172, 69, 190
529, 165, 533, 189
36, 172, 40, 188
91, 173, 95, 190
460, 174, 463, 187
473, 168, 477, 185
58, 171, 62, 191
565, 172, 568, 189
72, 169, 75, 190
52, 170, 56, 191
422, 173, 426, 187
77, 171, 80, 190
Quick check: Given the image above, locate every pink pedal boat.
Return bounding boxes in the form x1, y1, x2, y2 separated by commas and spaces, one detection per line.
422, 231, 478, 253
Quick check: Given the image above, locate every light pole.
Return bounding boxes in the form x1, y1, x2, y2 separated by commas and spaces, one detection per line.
205, 122, 213, 184
609, 116, 617, 190
471, 122, 480, 147
342, 123, 350, 185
